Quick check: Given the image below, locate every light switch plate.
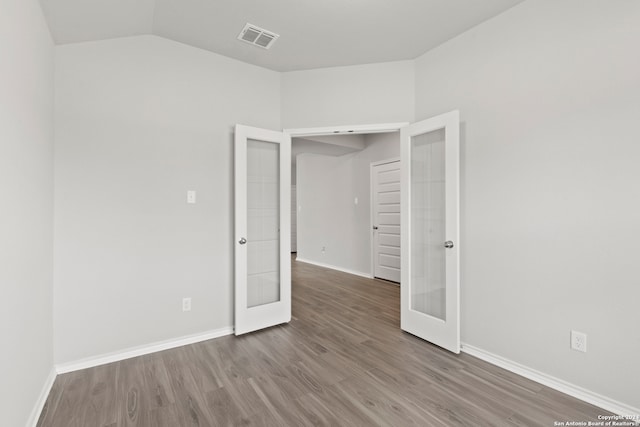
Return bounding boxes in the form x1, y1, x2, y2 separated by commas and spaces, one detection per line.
187, 190, 196, 204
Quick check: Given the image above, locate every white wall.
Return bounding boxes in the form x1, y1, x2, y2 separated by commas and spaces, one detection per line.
282, 61, 415, 128
54, 35, 281, 364
37, 0, 638, 413
297, 132, 399, 275
415, 0, 640, 409
0, 0, 54, 424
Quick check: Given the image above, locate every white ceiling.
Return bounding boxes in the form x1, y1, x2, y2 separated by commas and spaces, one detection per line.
39, 0, 524, 71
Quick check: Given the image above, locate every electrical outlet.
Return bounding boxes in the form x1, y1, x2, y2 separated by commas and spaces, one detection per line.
321, 246, 325, 253
571, 330, 587, 353
182, 297, 192, 312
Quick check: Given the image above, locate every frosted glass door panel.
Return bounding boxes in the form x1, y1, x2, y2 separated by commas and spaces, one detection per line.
234, 124, 290, 336
247, 139, 280, 308
410, 129, 446, 321
401, 111, 459, 353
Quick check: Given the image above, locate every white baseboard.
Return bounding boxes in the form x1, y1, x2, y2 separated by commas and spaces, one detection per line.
56, 326, 234, 374
27, 366, 57, 427
295, 257, 372, 279
461, 343, 640, 417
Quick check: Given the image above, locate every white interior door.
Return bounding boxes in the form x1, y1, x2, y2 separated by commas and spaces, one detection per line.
400, 111, 460, 353
234, 124, 291, 336
372, 160, 401, 283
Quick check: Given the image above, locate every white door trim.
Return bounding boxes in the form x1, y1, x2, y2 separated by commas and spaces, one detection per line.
370, 157, 401, 280
284, 122, 409, 138
291, 184, 297, 253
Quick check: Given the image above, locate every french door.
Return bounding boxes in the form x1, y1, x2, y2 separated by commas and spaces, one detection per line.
234, 114, 459, 352
400, 111, 460, 353
234, 125, 291, 335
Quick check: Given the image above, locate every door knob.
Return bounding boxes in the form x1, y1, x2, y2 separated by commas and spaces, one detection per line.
444, 241, 454, 249
239, 237, 247, 245
373, 226, 379, 230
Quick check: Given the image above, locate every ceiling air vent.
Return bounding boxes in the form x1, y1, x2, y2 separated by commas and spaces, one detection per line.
237, 23, 279, 50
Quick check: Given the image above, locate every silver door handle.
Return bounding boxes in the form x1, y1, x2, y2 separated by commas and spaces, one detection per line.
239, 237, 247, 245
373, 226, 379, 230
444, 241, 454, 249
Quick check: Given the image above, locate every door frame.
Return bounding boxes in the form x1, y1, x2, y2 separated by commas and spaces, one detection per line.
284, 122, 408, 274
370, 157, 401, 281
291, 184, 297, 253
284, 122, 408, 138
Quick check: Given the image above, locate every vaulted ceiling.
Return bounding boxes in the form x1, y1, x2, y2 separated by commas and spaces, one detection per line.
39, 0, 524, 71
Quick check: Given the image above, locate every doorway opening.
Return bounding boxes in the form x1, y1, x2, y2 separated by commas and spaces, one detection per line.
286, 123, 407, 280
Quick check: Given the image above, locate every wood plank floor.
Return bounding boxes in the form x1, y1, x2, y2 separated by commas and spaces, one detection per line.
38, 257, 610, 426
